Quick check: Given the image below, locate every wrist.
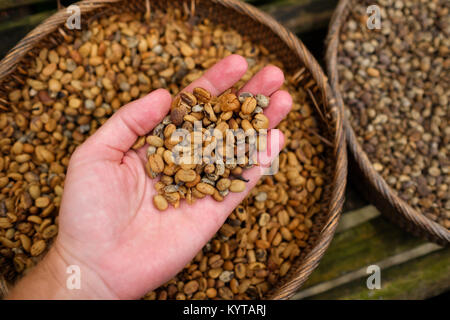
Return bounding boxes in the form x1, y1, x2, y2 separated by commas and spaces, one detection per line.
7, 240, 117, 300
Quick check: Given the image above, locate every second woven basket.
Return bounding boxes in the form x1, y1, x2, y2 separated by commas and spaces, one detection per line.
326, 0, 449, 246
0, 0, 347, 298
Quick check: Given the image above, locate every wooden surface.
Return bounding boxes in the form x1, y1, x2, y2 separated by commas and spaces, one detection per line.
0, 0, 448, 300
294, 187, 450, 299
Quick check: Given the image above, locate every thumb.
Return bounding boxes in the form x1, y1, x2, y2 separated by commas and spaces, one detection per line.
77, 89, 172, 162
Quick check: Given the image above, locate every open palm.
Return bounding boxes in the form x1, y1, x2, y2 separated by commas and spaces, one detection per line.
50, 55, 292, 299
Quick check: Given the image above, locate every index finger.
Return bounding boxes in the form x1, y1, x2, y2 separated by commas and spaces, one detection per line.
182, 54, 248, 96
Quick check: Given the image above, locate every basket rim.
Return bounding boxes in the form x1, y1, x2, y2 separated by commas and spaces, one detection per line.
325, 0, 450, 245
0, 0, 348, 299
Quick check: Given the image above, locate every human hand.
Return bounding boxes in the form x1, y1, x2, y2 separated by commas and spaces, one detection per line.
7, 55, 292, 300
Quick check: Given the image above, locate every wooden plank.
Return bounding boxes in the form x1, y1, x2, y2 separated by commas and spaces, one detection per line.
294, 243, 442, 299
0, 0, 51, 10
305, 247, 450, 299
298, 216, 426, 289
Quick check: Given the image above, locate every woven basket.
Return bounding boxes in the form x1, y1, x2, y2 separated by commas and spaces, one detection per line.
0, 0, 347, 299
326, 0, 450, 246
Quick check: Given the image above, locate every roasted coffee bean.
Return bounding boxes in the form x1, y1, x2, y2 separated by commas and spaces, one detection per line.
241, 97, 257, 115
229, 180, 246, 193
153, 195, 169, 211
193, 87, 212, 103
251, 114, 269, 130
175, 169, 197, 183
196, 183, 216, 196
216, 178, 231, 192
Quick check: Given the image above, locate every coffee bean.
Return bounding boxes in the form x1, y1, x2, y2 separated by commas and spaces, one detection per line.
241, 97, 257, 114
19, 235, 31, 252
229, 180, 246, 193
175, 169, 197, 183
367, 67, 380, 77
183, 280, 199, 295
153, 195, 168, 211
30, 240, 46, 257
255, 94, 270, 108
146, 135, 164, 147
251, 114, 269, 130
216, 178, 231, 191
219, 270, 234, 283
42, 225, 58, 239
148, 154, 164, 174
196, 183, 216, 195
180, 92, 197, 107
193, 87, 211, 103
35, 197, 50, 208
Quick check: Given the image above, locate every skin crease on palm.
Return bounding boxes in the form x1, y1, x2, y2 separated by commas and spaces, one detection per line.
7, 54, 293, 300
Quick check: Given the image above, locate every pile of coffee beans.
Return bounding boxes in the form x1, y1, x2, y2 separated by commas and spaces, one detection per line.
140, 87, 271, 210
0, 6, 332, 299
337, 0, 449, 229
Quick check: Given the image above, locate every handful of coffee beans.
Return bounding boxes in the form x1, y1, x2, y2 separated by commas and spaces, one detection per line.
135, 87, 272, 211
